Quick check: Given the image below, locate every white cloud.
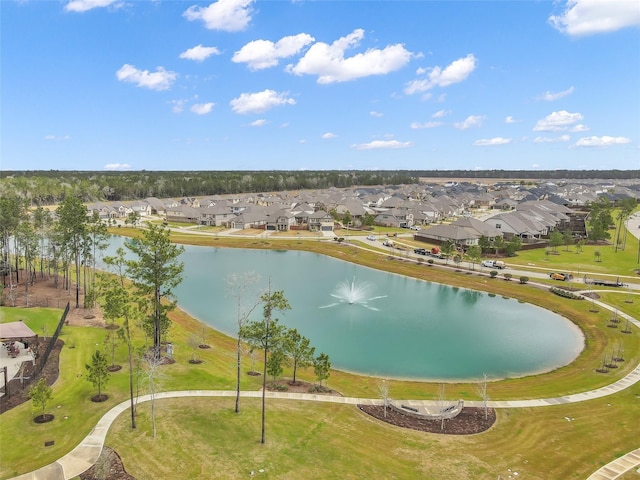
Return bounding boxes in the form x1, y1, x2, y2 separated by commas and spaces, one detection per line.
549, 0, 640, 36
322, 132, 337, 139
116, 64, 177, 91
183, 0, 254, 32
250, 119, 267, 127
351, 140, 414, 150
64, 0, 121, 12
575, 135, 631, 147
44, 134, 71, 141
505, 116, 518, 124
432, 109, 450, 118
534, 135, 571, 143
571, 124, 589, 132
286, 29, 413, 83
533, 110, 583, 131
171, 99, 188, 113
191, 102, 215, 115
233, 33, 315, 70
370, 111, 384, 118
179, 45, 221, 62
104, 163, 131, 170
453, 115, 485, 130
539, 86, 574, 101
410, 121, 442, 129
404, 54, 477, 95
230, 89, 295, 114
473, 137, 512, 146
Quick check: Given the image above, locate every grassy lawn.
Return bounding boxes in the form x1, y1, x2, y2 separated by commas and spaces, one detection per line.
106, 386, 640, 480
1, 223, 639, 479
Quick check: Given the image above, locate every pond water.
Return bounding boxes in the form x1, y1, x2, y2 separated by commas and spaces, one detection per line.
107, 237, 584, 381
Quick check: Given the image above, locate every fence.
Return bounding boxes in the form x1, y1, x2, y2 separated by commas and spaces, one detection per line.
34, 302, 70, 379
0, 302, 69, 403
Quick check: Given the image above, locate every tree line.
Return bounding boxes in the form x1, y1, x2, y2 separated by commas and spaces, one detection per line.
2, 169, 638, 206
0, 170, 418, 205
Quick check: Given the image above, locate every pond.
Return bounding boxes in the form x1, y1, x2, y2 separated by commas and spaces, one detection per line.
107, 237, 584, 381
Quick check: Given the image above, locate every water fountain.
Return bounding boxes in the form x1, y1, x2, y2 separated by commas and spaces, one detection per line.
321, 277, 387, 311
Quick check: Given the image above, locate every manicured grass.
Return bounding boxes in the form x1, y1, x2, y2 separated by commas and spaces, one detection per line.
1, 224, 639, 479
506, 227, 640, 278
0, 307, 61, 335
106, 385, 640, 480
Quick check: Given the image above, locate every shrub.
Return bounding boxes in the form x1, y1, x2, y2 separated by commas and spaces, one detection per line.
489, 270, 498, 278
550, 287, 583, 300
503, 273, 513, 281
519, 276, 529, 284
427, 259, 434, 265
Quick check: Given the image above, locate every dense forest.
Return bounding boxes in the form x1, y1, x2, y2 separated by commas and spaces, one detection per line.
1, 169, 637, 206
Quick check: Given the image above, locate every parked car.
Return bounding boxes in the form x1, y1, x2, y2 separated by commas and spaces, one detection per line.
414, 248, 427, 255
549, 272, 572, 281
410, 225, 421, 231
366, 235, 376, 241
482, 260, 506, 269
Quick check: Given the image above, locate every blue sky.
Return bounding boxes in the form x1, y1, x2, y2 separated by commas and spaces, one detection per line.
2, 0, 639, 172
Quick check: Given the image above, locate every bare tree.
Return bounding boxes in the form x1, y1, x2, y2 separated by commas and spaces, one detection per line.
378, 379, 390, 418
225, 271, 261, 414
144, 354, 165, 439
476, 373, 490, 420
437, 383, 447, 431
188, 333, 201, 363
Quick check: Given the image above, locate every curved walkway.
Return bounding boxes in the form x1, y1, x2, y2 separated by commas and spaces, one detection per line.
9, 354, 640, 480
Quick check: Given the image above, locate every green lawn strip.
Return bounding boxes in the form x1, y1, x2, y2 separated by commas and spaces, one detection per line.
105, 384, 640, 480
0, 307, 61, 334
507, 225, 640, 278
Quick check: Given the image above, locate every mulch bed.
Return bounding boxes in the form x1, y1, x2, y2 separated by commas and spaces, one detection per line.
358, 405, 496, 435
80, 446, 136, 480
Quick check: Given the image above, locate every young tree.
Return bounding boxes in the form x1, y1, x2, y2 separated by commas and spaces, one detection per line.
126, 224, 184, 359
101, 248, 141, 428
240, 286, 291, 444
144, 354, 166, 438
594, 250, 602, 262
283, 328, 315, 384
505, 237, 522, 257
478, 235, 491, 254
549, 230, 563, 253
476, 373, 490, 420
266, 349, 286, 384
226, 271, 261, 413
378, 379, 390, 418
29, 378, 53, 421
86, 350, 110, 400
104, 327, 125, 370
492, 235, 505, 256
576, 238, 585, 253
314, 353, 331, 387
465, 245, 482, 270
587, 197, 613, 243
440, 240, 455, 264
188, 333, 201, 363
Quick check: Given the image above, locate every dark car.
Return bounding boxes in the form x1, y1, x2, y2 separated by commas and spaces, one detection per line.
414, 248, 427, 255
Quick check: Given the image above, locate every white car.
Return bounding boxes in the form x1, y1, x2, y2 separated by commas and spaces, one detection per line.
409, 225, 421, 231
366, 235, 376, 241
